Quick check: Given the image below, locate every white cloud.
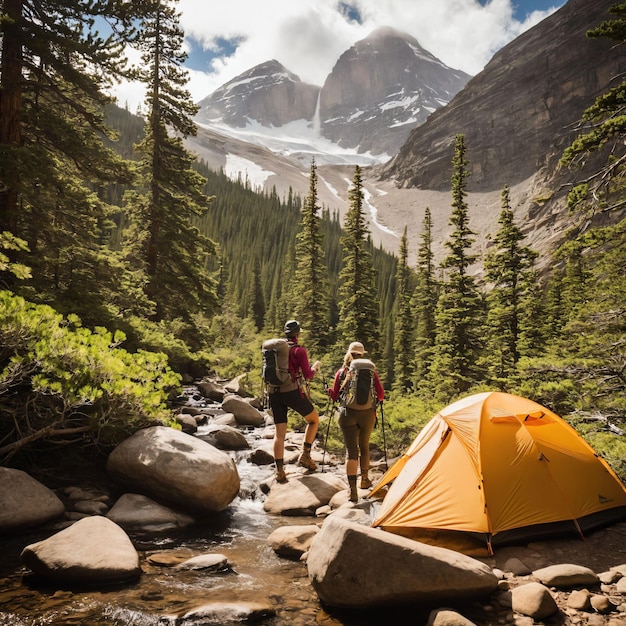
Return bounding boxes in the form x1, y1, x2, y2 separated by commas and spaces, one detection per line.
110, 0, 563, 112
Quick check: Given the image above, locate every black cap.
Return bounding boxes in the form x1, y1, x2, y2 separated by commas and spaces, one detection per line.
284, 320, 301, 336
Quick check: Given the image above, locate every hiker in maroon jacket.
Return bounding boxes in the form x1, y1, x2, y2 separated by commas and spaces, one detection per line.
268, 320, 321, 483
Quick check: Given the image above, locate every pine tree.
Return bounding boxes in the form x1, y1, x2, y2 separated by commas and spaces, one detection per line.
412, 207, 438, 388
292, 159, 330, 352
336, 165, 380, 357
428, 135, 484, 400
0, 0, 146, 322
560, 1, 626, 217
123, 0, 218, 323
392, 227, 415, 391
482, 185, 538, 385
247, 259, 265, 331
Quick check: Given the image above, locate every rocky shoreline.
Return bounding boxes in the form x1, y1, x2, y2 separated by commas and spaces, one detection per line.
0, 379, 625, 625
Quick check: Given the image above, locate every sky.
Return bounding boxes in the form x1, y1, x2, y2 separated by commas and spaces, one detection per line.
112, 0, 566, 112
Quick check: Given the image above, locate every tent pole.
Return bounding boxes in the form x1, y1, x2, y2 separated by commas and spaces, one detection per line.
573, 518, 586, 541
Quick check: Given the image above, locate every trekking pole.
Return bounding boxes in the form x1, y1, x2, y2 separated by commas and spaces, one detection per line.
321, 405, 334, 472
319, 371, 333, 472
380, 401, 388, 470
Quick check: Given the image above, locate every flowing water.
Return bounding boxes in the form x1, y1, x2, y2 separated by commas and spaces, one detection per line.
0, 391, 403, 626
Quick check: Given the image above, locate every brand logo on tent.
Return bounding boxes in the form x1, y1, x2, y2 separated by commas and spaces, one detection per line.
598, 494, 613, 504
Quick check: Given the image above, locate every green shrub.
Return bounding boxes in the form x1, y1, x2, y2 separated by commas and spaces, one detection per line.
0, 290, 181, 462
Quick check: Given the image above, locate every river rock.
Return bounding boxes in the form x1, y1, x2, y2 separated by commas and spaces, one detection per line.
0, 468, 66, 533
174, 553, 229, 571
213, 412, 238, 427
267, 524, 320, 559
198, 424, 250, 450
248, 447, 274, 465
178, 600, 275, 623
533, 563, 599, 587
590, 593, 618, 614
263, 473, 347, 515
196, 379, 226, 402
221, 393, 264, 426
175, 413, 198, 434
106, 426, 240, 514
511, 582, 559, 620
307, 515, 498, 609
567, 588, 591, 610
20, 516, 140, 584
427, 608, 478, 626
106, 493, 197, 532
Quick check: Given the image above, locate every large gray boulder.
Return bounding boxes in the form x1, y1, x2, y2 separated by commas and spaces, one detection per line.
307, 515, 498, 609
0, 468, 65, 533
20, 516, 140, 584
106, 493, 197, 532
221, 394, 265, 426
106, 426, 239, 514
263, 474, 347, 516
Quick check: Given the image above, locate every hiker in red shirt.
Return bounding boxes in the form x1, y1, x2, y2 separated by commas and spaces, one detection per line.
268, 320, 321, 483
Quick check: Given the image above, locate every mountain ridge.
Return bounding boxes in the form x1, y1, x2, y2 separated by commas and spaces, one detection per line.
186, 0, 624, 270
194, 27, 470, 161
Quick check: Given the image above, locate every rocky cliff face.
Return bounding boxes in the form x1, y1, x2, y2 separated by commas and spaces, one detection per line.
195, 60, 320, 128
381, 0, 623, 192
319, 27, 470, 157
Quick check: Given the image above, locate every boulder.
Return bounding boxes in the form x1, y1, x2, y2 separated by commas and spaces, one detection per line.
213, 413, 238, 427
248, 447, 274, 466
307, 515, 498, 609
175, 413, 198, 434
224, 375, 253, 398
174, 553, 229, 571
427, 609, 478, 626
178, 600, 275, 623
106, 493, 197, 532
198, 424, 250, 450
222, 394, 265, 426
20, 516, 140, 584
267, 524, 320, 559
106, 426, 240, 514
511, 582, 559, 621
533, 563, 599, 587
196, 379, 226, 402
0, 468, 65, 533
263, 474, 347, 516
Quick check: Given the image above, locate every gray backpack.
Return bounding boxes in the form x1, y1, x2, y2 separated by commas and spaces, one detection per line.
341, 358, 376, 410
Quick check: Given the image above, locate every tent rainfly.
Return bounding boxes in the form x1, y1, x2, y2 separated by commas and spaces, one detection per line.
371, 392, 626, 552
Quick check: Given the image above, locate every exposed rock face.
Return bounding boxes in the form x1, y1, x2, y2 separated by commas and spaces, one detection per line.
195, 59, 319, 128
382, 0, 624, 192
319, 26, 470, 156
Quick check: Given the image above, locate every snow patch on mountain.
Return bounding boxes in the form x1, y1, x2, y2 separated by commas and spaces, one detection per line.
341, 177, 399, 238
224, 155, 275, 189
197, 118, 391, 167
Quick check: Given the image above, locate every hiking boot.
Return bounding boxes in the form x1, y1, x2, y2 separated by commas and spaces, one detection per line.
360, 476, 372, 489
349, 488, 359, 503
275, 469, 288, 483
298, 450, 317, 471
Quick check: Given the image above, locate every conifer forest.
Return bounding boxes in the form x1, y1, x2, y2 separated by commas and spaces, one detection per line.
0, 1, 624, 481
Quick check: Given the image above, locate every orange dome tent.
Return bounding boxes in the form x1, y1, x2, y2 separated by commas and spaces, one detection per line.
371, 392, 626, 553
